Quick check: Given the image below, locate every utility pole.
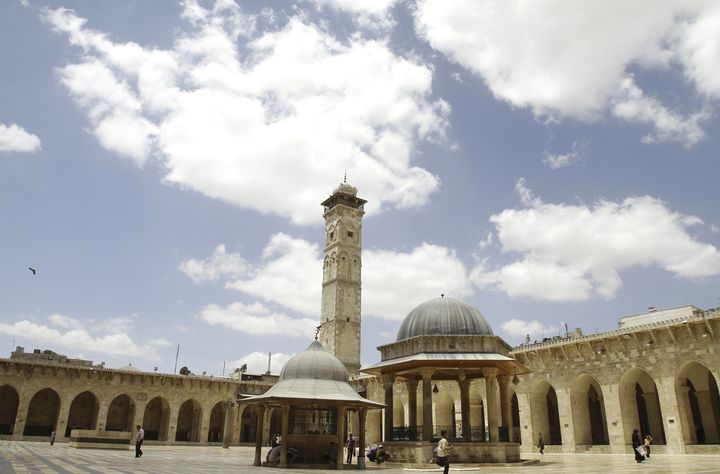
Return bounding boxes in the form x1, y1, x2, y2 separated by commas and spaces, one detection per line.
174, 344, 180, 373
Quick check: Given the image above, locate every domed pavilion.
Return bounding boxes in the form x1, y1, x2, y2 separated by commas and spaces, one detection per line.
362, 296, 529, 463
239, 340, 384, 468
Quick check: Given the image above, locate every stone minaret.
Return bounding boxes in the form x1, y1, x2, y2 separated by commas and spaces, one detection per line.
318, 180, 366, 376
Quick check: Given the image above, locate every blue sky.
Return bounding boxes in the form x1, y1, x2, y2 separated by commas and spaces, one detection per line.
1, 0, 719, 375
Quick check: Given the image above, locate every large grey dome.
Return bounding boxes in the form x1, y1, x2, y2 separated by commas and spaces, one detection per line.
279, 340, 348, 383
396, 297, 493, 341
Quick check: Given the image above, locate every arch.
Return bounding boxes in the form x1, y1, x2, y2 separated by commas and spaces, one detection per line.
207, 402, 226, 442
0, 385, 19, 435
175, 399, 202, 442
269, 407, 282, 440
338, 251, 349, 279
143, 396, 170, 441
530, 380, 562, 445
240, 405, 259, 443
392, 396, 405, 427
676, 361, 720, 444
66, 391, 99, 437
435, 391, 454, 438
571, 374, 609, 445
24, 388, 60, 436
619, 368, 665, 444
469, 386, 485, 441
106, 394, 134, 432
511, 392, 521, 443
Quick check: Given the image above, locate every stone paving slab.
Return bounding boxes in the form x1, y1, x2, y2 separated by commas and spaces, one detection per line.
2, 442, 720, 473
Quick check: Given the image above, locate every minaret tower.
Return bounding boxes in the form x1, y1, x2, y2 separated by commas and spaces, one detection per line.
318, 179, 366, 376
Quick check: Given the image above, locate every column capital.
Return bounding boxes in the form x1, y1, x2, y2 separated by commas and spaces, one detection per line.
382, 374, 396, 386
419, 369, 434, 381
404, 378, 419, 390
482, 367, 499, 378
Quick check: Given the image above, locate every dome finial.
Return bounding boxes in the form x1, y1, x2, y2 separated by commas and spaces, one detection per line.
441, 293, 444, 298
315, 324, 321, 341
343, 170, 347, 183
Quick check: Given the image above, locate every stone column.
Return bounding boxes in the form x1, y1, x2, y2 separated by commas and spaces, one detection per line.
222, 402, 234, 449
168, 404, 180, 443
498, 375, 512, 443
253, 405, 265, 466
11, 394, 31, 440
337, 406, 347, 470
483, 368, 499, 442
517, 391, 534, 453
95, 400, 110, 431
382, 375, 395, 442
556, 386, 576, 453
458, 374, 472, 442
358, 408, 367, 469
695, 390, 720, 443
657, 377, 685, 454
602, 383, 626, 453
420, 369, 434, 442
233, 405, 245, 445
55, 394, 73, 442
132, 400, 148, 445
405, 379, 419, 438
280, 406, 290, 467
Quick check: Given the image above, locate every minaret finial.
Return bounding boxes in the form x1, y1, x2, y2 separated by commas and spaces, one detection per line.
343, 170, 347, 183
315, 325, 321, 341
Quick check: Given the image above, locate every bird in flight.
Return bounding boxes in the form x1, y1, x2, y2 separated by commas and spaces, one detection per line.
28, 267, 36, 275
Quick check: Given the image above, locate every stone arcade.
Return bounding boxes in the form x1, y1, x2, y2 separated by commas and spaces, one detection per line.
1, 182, 719, 464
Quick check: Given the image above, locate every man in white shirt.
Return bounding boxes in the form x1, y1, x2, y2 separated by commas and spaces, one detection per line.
135, 424, 145, 458
436, 430, 451, 474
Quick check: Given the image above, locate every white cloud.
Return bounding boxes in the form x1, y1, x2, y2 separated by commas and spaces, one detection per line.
201, 301, 318, 337
0, 319, 158, 360
0, 123, 41, 153
310, 0, 398, 29
45, 3, 448, 225
47, 313, 84, 330
542, 141, 584, 169
227, 351, 293, 375
180, 244, 251, 282
146, 337, 173, 347
414, 0, 716, 145
501, 318, 560, 340
363, 243, 474, 320
472, 179, 720, 301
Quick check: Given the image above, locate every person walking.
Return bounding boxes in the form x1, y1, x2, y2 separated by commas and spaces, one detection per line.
50, 430, 56, 446
345, 432, 356, 464
537, 432, 545, 455
643, 434, 653, 458
436, 430, 452, 474
632, 429, 644, 463
135, 424, 145, 458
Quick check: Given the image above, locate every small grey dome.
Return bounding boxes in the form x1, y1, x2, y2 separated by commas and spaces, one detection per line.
119, 363, 141, 372
279, 340, 348, 383
396, 297, 493, 341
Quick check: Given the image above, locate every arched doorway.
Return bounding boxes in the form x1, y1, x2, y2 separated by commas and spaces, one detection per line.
435, 391, 454, 439
143, 396, 170, 441
469, 388, 485, 441
619, 368, 665, 444
207, 402, 225, 442
676, 361, 720, 444
511, 393, 521, 443
0, 385, 19, 435
269, 407, 282, 440
241, 405, 259, 443
106, 394, 134, 432
571, 374, 609, 445
176, 399, 202, 441
530, 380, 562, 446
66, 391, 99, 437
24, 388, 60, 436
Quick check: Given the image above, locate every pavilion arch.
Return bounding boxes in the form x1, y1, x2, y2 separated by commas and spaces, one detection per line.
469, 386, 485, 441
675, 360, 720, 444
269, 407, 282, 439
619, 368, 665, 445
176, 399, 203, 442
106, 394, 134, 432
208, 401, 226, 442
66, 391, 99, 437
571, 373, 609, 445
435, 391, 455, 439
529, 380, 561, 445
241, 405, 260, 442
0, 385, 19, 435
393, 392, 405, 427
511, 391, 521, 443
24, 388, 60, 436
143, 396, 170, 441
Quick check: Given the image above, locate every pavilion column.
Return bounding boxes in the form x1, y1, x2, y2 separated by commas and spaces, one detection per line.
279, 405, 290, 467
499, 375, 512, 442
358, 408, 367, 469
483, 368, 499, 442
420, 369, 434, 441
337, 406, 347, 470
253, 405, 266, 466
458, 373, 471, 442
382, 375, 395, 442
405, 379, 419, 438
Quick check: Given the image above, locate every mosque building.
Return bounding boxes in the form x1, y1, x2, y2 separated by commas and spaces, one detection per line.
0, 182, 719, 462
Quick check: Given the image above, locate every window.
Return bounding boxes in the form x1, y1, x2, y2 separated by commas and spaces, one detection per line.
329, 231, 334, 240
347, 231, 354, 238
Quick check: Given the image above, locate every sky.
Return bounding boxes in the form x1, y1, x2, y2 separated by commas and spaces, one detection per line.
1, 0, 719, 376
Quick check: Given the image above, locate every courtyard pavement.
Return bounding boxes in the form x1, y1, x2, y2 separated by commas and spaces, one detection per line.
1, 442, 720, 473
